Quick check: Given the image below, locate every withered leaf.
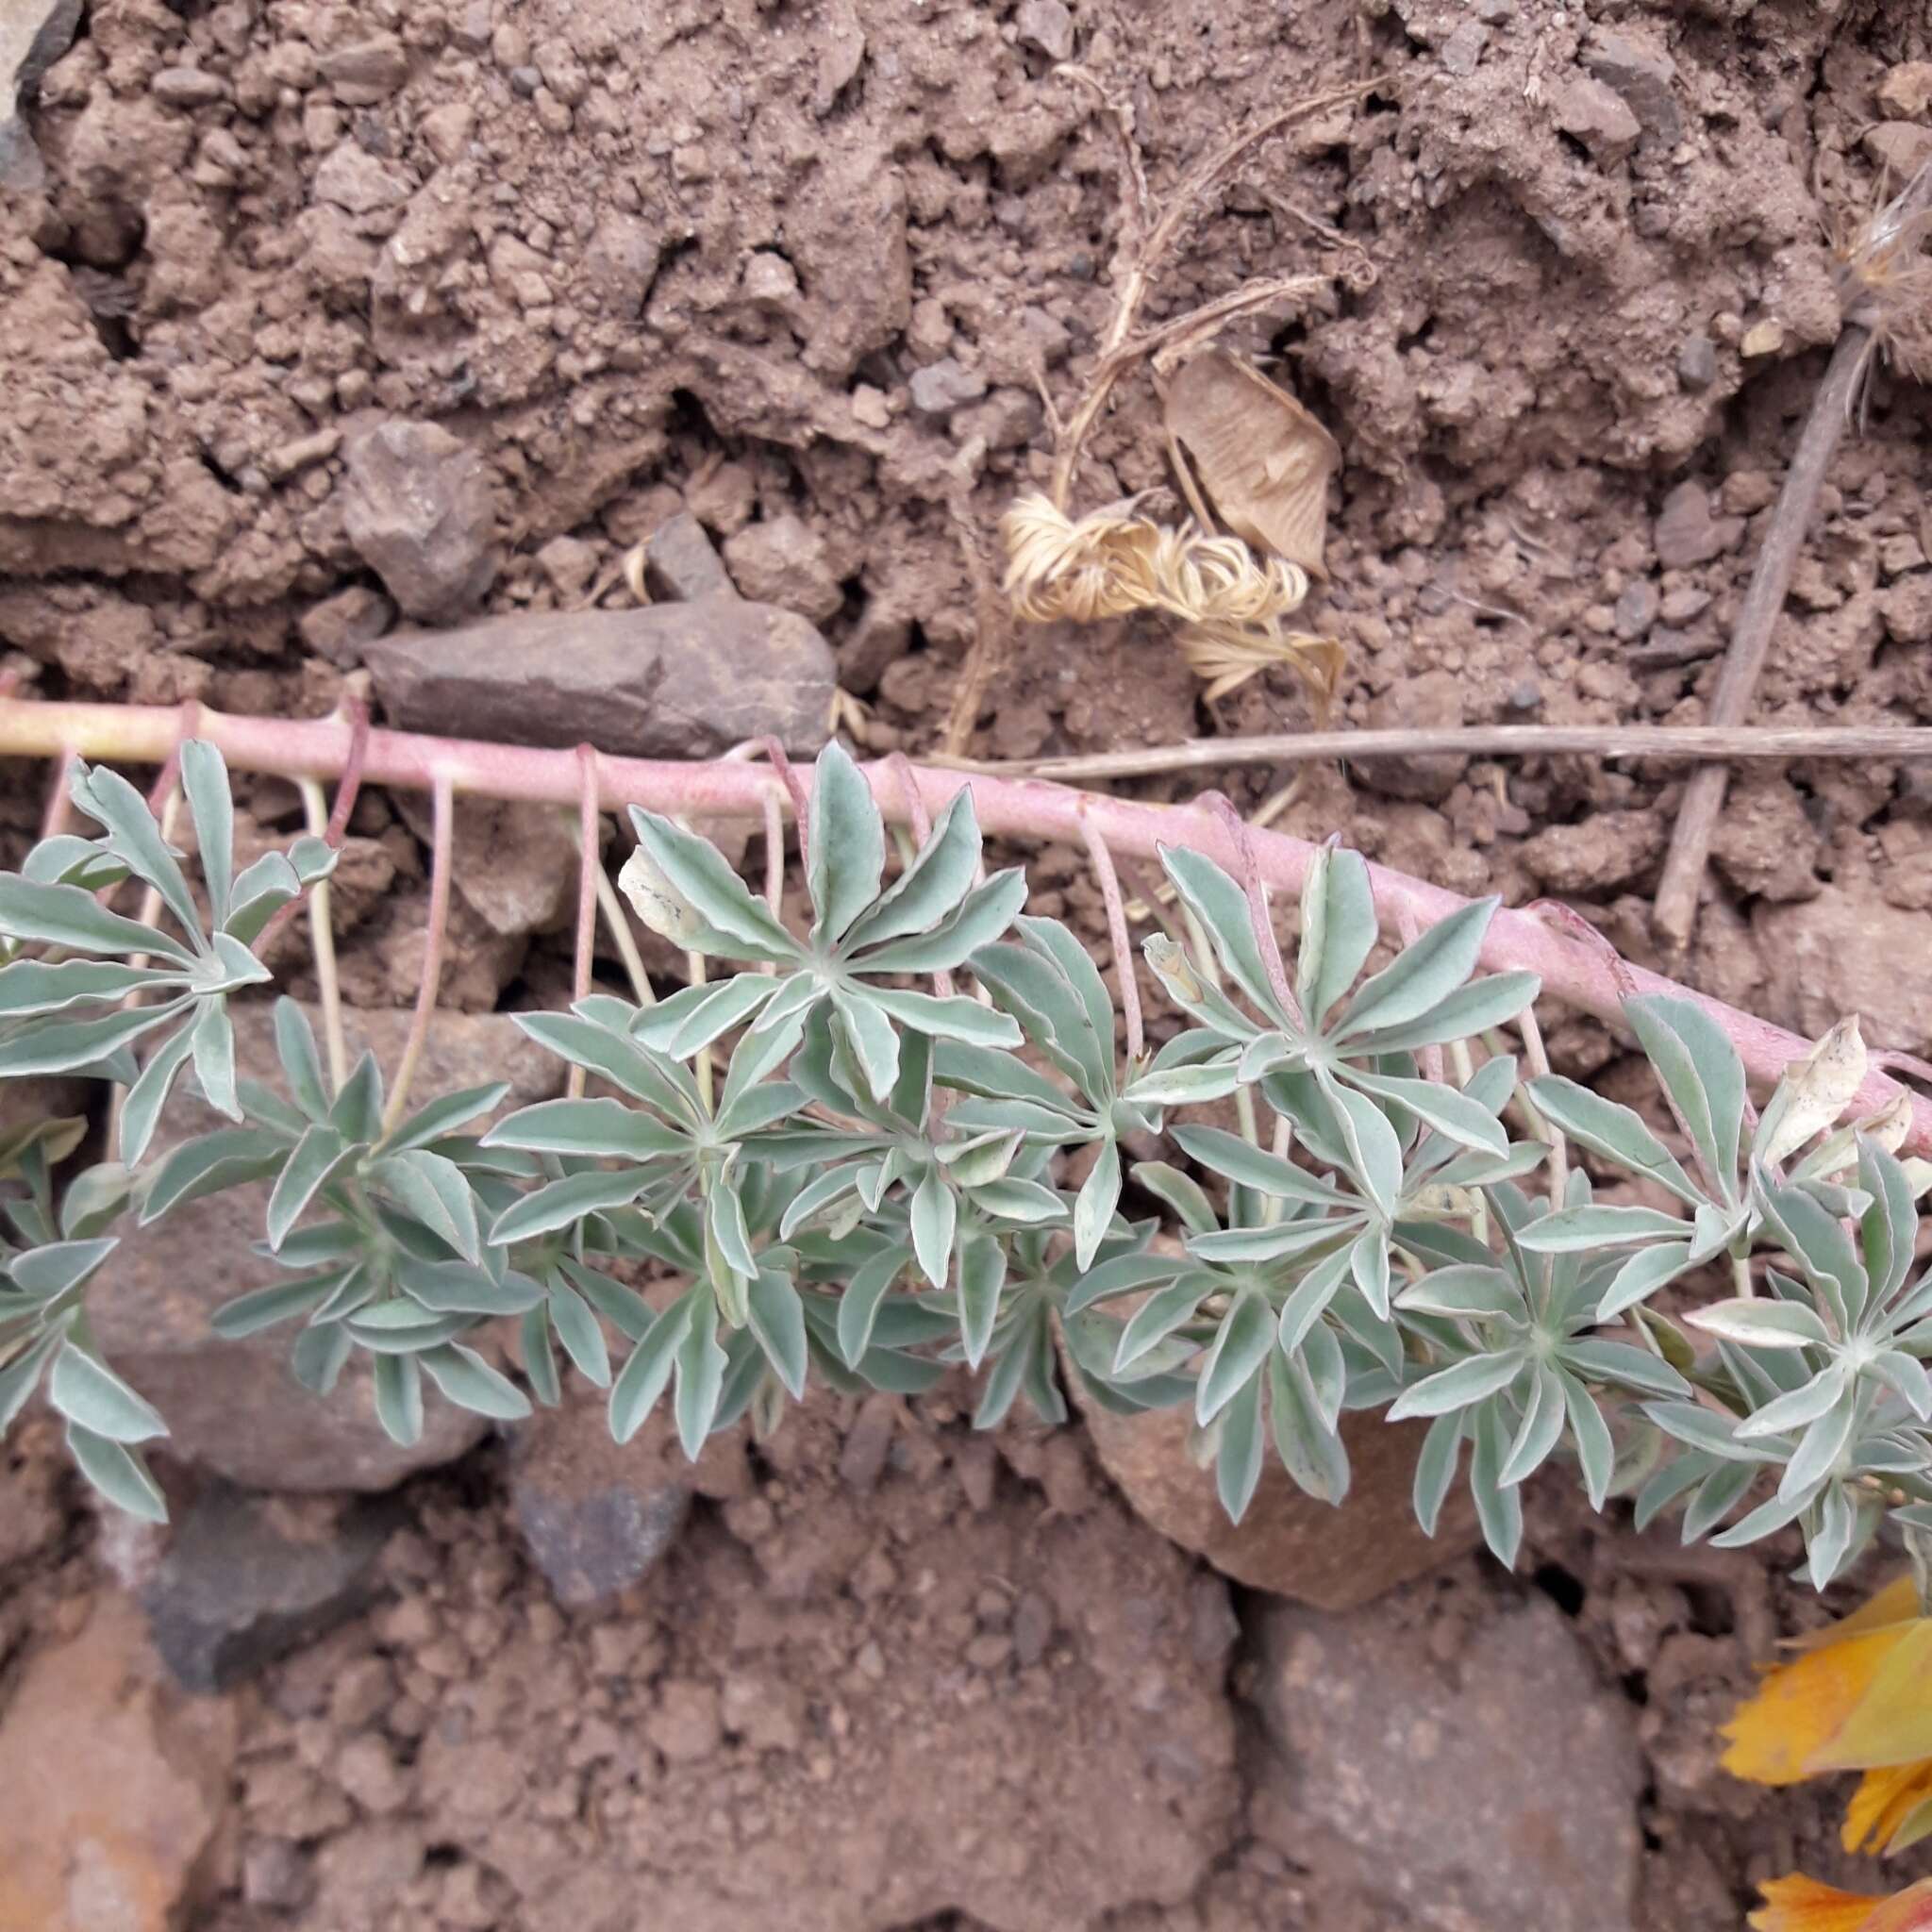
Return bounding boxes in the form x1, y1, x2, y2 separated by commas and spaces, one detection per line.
1164, 349, 1340, 576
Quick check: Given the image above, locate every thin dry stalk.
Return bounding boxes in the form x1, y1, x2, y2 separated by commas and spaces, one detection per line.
568, 748, 601, 1100
930, 721, 1932, 782
1654, 161, 1932, 952
1079, 814, 1142, 1063
382, 770, 454, 1136
296, 776, 348, 1091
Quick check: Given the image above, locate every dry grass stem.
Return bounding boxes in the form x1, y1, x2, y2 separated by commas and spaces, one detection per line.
930, 721, 1932, 782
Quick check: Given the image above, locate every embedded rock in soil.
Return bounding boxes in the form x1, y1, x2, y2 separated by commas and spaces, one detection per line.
1248, 1595, 1644, 1930
0, 1594, 237, 1932
0, 0, 80, 187
1654, 481, 1731, 571
645, 512, 737, 603
722, 515, 843, 624
142, 1483, 395, 1692
341, 421, 499, 624
1584, 27, 1681, 146
392, 790, 578, 939
508, 1391, 696, 1607
90, 1006, 562, 1492
297, 586, 395, 669
365, 602, 836, 758
1757, 886, 1932, 1056
1073, 1389, 1478, 1609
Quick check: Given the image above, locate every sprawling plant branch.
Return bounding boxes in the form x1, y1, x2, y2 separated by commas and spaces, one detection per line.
1, 694, 1924, 1150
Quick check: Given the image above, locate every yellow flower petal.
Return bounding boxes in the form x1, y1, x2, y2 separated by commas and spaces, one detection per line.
1724, 1627, 1915, 1785
1789, 1575, 1924, 1653
1749, 1874, 1884, 1932
1812, 1623, 1932, 1774
1844, 1760, 1932, 1855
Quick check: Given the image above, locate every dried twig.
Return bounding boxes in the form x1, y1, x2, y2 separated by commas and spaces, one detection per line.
1649, 336, 1872, 952
1653, 160, 1932, 952
929, 721, 1932, 782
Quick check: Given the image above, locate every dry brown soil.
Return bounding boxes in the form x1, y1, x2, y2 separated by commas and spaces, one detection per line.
4, 0, 1932, 1925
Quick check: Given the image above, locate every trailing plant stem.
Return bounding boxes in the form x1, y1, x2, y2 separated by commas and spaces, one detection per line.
4, 695, 1926, 1151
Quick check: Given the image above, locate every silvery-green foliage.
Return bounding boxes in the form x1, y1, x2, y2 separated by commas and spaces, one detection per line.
0, 742, 336, 1163
3, 738, 1931, 1582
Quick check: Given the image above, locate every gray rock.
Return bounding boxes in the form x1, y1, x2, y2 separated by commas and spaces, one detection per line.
318, 34, 408, 106
1612, 578, 1658, 641
1249, 1596, 1644, 1930
645, 512, 737, 604
908, 358, 989, 418
151, 66, 229, 107
92, 1004, 562, 1492
393, 791, 576, 938
1586, 27, 1682, 145
365, 601, 836, 758
509, 1391, 692, 1607
1015, 0, 1074, 60
1441, 19, 1489, 75
722, 514, 843, 625
313, 143, 415, 215
582, 211, 661, 318
0, 0, 81, 188
142, 1483, 394, 1691
298, 585, 395, 668
342, 421, 497, 623
1676, 333, 1719, 390
1549, 75, 1641, 162
1654, 480, 1724, 569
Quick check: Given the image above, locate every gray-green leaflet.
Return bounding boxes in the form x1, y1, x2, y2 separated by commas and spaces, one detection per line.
0, 735, 1924, 1593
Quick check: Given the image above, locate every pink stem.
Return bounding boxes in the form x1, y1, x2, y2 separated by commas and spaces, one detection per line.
323, 696, 371, 848
761, 786, 786, 921
382, 770, 454, 1135
760, 737, 810, 870
39, 749, 77, 843
1203, 791, 1305, 1032
1080, 813, 1143, 1066
4, 694, 1925, 1151
889, 750, 952, 997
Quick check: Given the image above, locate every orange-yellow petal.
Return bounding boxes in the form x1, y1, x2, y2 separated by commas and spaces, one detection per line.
1724, 1627, 1915, 1785
1812, 1623, 1932, 1774
1865, 1878, 1932, 1932
1749, 1874, 1885, 1932
1845, 1760, 1932, 1854
1789, 1575, 1923, 1653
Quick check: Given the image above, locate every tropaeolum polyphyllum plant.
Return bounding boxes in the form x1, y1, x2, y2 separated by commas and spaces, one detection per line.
0, 732, 1930, 1617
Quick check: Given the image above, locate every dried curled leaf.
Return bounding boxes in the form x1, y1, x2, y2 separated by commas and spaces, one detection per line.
617, 842, 706, 947
999, 494, 1340, 708
1760, 1015, 1867, 1167
1164, 349, 1340, 576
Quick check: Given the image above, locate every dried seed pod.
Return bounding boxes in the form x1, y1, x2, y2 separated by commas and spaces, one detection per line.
1163, 349, 1340, 576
